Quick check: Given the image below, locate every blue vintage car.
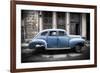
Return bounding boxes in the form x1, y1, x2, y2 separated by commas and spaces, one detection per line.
29, 29, 85, 53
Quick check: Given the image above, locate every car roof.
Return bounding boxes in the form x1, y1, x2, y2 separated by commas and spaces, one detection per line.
34, 29, 66, 39
40, 29, 66, 33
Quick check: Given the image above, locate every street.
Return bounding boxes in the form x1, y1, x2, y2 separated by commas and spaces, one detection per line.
21, 46, 90, 63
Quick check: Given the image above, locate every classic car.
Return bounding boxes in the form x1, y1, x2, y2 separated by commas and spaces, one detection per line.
29, 29, 85, 53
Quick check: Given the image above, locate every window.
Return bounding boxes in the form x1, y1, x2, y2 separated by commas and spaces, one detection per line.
70, 13, 81, 35
58, 31, 66, 36
42, 11, 53, 29
41, 31, 48, 36
56, 12, 66, 30
49, 31, 57, 36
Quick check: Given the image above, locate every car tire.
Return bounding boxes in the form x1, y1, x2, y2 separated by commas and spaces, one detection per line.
34, 45, 45, 54
31, 48, 37, 55
75, 45, 82, 53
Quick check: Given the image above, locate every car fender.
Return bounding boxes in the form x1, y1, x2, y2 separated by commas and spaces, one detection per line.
30, 39, 47, 49
69, 38, 85, 48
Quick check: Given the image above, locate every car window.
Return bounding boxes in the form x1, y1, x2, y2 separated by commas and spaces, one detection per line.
58, 31, 66, 36
41, 31, 48, 36
49, 31, 57, 36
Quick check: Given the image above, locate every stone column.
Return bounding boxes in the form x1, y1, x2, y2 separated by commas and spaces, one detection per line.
82, 13, 86, 38
39, 11, 43, 31
66, 12, 70, 35
53, 12, 57, 29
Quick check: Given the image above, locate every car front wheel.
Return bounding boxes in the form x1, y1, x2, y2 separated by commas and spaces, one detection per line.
75, 45, 82, 53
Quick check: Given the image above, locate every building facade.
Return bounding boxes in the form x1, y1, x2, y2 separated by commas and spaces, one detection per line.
21, 10, 90, 43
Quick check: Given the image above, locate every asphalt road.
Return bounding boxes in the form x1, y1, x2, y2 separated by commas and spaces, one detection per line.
21, 46, 90, 63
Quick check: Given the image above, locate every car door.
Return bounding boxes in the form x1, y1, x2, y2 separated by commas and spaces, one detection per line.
47, 31, 58, 48
58, 31, 69, 48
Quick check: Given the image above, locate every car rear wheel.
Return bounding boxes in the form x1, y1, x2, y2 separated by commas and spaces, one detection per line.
75, 45, 82, 53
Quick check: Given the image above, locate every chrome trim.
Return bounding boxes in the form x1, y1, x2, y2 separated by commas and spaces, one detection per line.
46, 47, 71, 50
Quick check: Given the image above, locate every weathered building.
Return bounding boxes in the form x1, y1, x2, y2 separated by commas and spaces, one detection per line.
21, 10, 90, 43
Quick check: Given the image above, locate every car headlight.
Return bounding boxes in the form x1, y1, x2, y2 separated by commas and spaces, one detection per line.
35, 44, 44, 48
35, 44, 41, 47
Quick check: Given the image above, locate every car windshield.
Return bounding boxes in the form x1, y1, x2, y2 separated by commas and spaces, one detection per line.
41, 31, 48, 36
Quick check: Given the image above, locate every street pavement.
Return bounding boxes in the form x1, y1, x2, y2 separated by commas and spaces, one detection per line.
21, 46, 90, 63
